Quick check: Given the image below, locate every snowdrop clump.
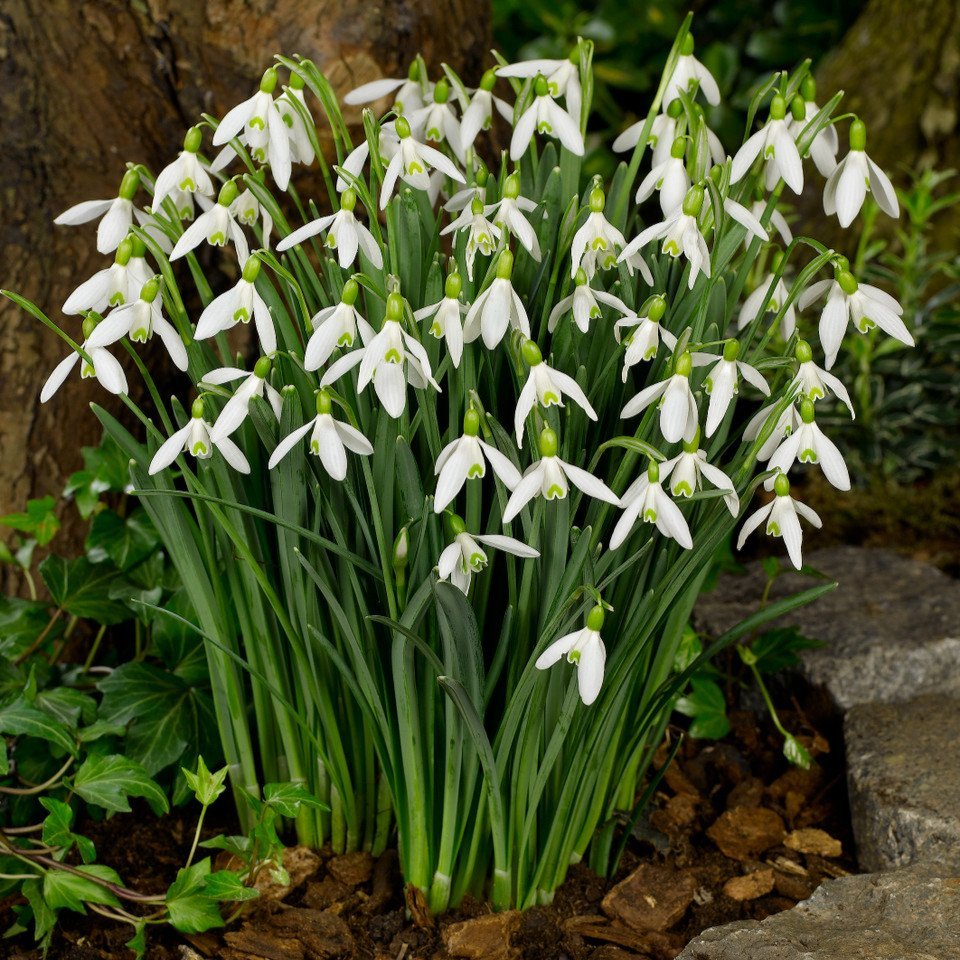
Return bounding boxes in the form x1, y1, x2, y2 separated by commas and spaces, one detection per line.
11, 23, 911, 913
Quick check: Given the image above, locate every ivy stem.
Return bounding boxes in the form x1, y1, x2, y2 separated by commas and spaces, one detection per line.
0, 755, 74, 796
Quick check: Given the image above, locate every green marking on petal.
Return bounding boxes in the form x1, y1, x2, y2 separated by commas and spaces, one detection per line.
467, 463, 484, 479
674, 481, 693, 497
767, 521, 781, 536
233, 308, 251, 323
385, 348, 403, 363
337, 332, 354, 347
537, 121, 554, 135
191, 441, 208, 456
541, 391, 560, 406
179, 177, 196, 192
109, 292, 125, 307
209, 231, 226, 246
546, 484, 565, 500
249, 116, 266, 131
643, 508, 657, 523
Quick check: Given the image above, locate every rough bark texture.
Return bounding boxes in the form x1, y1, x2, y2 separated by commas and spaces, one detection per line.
0, 0, 490, 546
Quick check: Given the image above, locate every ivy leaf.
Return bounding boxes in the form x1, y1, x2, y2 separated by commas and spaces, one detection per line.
22, 878, 57, 942
39, 556, 132, 625
43, 865, 122, 913
0, 697, 76, 755
783, 733, 813, 770
165, 859, 224, 933
71, 754, 169, 815
199, 834, 253, 861
201, 871, 259, 903
182, 755, 228, 807
34, 687, 97, 729
86, 509, 159, 570
152, 589, 208, 683
749, 627, 825, 674
0, 496, 60, 547
0, 598, 62, 659
64, 437, 130, 519
674, 678, 731, 740
262, 782, 329, 818
126, 922, 148, 960
39, 798, 97, 864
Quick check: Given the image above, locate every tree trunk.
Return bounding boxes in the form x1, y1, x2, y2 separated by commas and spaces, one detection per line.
0, 0, 490, 549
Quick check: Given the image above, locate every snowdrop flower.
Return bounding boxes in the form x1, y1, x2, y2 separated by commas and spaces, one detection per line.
791, 77, 838, 177
277, 73, 316, 166
334, 123, 399, 193
750, 197, 792, 246
212, 68, 291, 191
409, 79, 464, 162
40, 314, 127, 402
194, 256, 276, 354
737, 260, 796, 339
515, 340, 597, 448
462, 252, 531, 350
744, 402, 801, 462
441, 197, 500, 281
510, 75, 584, 161
344, 63, 426, 115
304, 279, 371, 372
703, 340, 770, 437
737, 473, 822, 570
536, 603, 607, 706
570, 185, 628, 278
503, 427, 619, 523
459, 70, 513, 151
149, 397, 249, 475
380, 116, 465, 209
766, 399, 850, 491
268, 390, 373, 479
790, 340, 855, 417
320, 292, 439, 419
499, 53, 583, 126
823, 118, 898, 227
204, 358, 283, 443
152, 126, 214, 213
799, 265, 913, 369
663, 34, 720, 107
621, 350, 700, 445
438, 513, 538, 595
612, 99, 683, 163
231, 183, 273, 251
661, 431, 738, 515
85, 277, 187, 371
548, 269, 632, 335
170, 180, 249, 264
55, 169, 140, 255
635, 138, 691, 215
485, 173, 541, 261
415, 272, 468, 368
706, 190, 770, 246
610, 461, 693, 550
63, 238, 142, 315
616, 295, 677, 378
731, 95, 803, 195
277, 188, 382, 270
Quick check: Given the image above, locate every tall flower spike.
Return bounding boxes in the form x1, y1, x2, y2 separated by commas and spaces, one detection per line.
703, 339, 770, 438
766, 399, 850, 491
153, 126, 214, 212
462, 252, 531, 350
570, 185, 628, 278
484, 172, 541, 261
616, 295, 677, 379
40, 314, 127, 402
535, 603, 607, 706
731, 95, 803, 195
304, 279, 372, 372
268, 389, 373, 480
438, 513, 539, 595
149, 397, 250, 475
55, 169, 140, 255
823, 119, 899, 227
502, 427, 619, 523
620, 350, 703, 445
415, 272, 469, 368
548, 269, 632, 335
459, 70, 513, 152
195, 256, 277, 355
737, 473, 822, 571
663, 34, 720, 106
514, 339, 597, 449
170, 180, 249, 264
379, 116, 465, 209
661, 430, 739, 516
610, 460, 693, 550
441, 196, 501, 281
510, 74, 584, 161
205, 357, 283, 443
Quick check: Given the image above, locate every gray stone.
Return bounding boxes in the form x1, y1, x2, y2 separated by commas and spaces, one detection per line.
845, 693, 960, 872
678, 862, 960, 959
694, 546, 960, 711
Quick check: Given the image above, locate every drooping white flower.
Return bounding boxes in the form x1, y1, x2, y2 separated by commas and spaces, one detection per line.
320, 292, 439, 419
661, 432, 739, 515
231, 184, 273, 251
635, 138, 691, 215
509, 74, 584, 161
610, 461, 693, 550
149, 397, 249, 475
152, 126, 215, 213
277, 188, 382, 270
379, 116, 465, 209
204, 358, 283, 443
268, 390, 373, 480
612, 101, 683, 163
749, 199, 792, 246
502, 427, 619, 523
799, 267, 913, 369
790, 77, 838, 177
615, 295, 677, 378
55, 169, 140, 255
170, 180, 249, 264
441, 197, 501, 281
766, 399, 850, 491
194, 256, 276, 355
499, 54, 583, 125
40, 315, 128, 402
703, 340, 770, 437
547, 269, 632, 335
459, 69, 513, 151
212, 68, 292, 190
535, 603, 608, 706
343, 66, 427, 115
462, 252, 531, 350
304, 279, 371, 372
737, 473, 822, 570
514, 340, 597, 448
713, 195, 770, 245
63, 238, 144, 315
484, 173, 541, 261
619, 185, 711, 290
789, 340, 855, 417
86, 277, 188, 371
663, 34, 720, 106
415, 272, 469, 368
731, 95, 803, 195
277, 74, 317, 166
737, 266, 796, 340
334, 124, 399, 193
743, 401, 801, 461
570, 185, 628, 278
621, 350, 703, 445
438, 513, 538, 594
408, 79, 464, 162
823, 118, 898, 227
444, 179, 488, 214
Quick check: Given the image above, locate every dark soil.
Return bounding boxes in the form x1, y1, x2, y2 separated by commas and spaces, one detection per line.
4, 682, 853, 960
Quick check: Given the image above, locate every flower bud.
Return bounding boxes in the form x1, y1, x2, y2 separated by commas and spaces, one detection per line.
795, 339, 813, 364
191, 397, 205, 419
341, 278, 360, 305
800, 75, 816, 102
773, 472, 791, 497
534, 75, 549, 98
769, 94, 787, 121
680, 33, 695, 56
119, 169, 140, 201
667, 99, 684, 119
407, 61, 419, 81
253, 356, 272, 379
393, 526, 410, 569
316, 389, 332, 416
681, 185, 704, 217
496, 250, 514, 280
259, 67, 278, 94
790, 95, 805, 122
340, 188, 357, 212
586, 604, 606, 632
849, 119, 866, 152
218, 179, 240, 207
480, 69, 497, 92
463, 407, 480, 437
183, 126, 203, 154
242, 257, 261, 283
723, 339, 740, 362
538, 426, 558, 458
521, 338, 543, 367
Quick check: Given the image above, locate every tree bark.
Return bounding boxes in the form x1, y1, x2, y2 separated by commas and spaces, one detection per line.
0, 0, 490, 545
